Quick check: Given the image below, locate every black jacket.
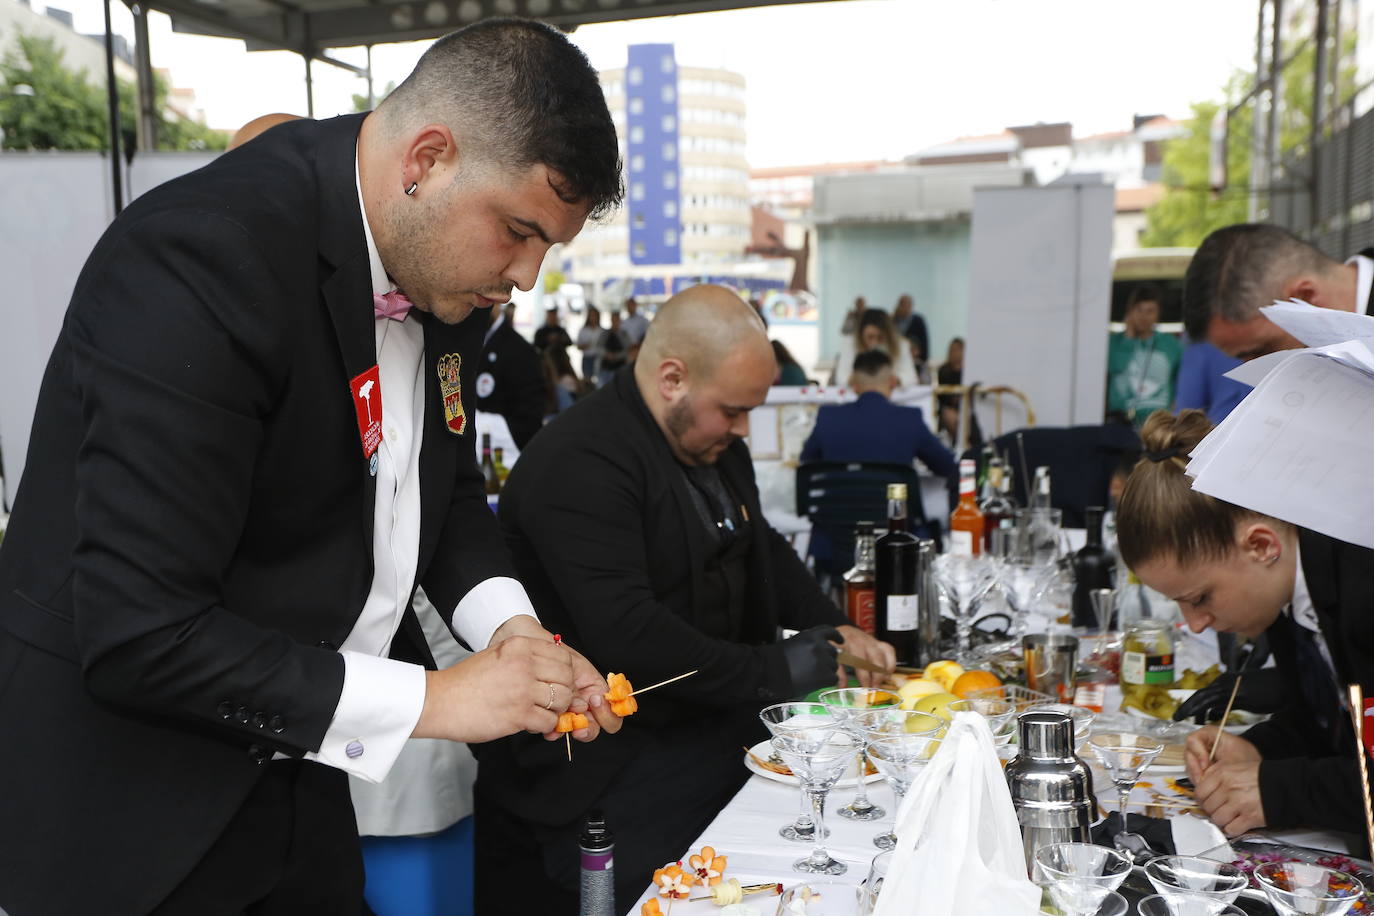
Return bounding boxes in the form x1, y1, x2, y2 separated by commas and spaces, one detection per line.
1246, 529, 1374, 835
0, 114, 507, 915
477, 317, 548, 448
475, 368, 847, 827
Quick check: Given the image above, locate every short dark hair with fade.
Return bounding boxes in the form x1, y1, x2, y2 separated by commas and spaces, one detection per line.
1182, 223, 1335, 340
380, 18, 623, 219
852, 348, 893, 376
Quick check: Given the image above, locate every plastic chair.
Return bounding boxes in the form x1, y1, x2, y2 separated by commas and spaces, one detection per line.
989, 424, 1141, 528
795, 461, 934, 582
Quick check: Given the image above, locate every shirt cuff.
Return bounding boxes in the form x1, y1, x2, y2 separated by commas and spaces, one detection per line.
304, 651, 426, 784
451, 576, 538, 650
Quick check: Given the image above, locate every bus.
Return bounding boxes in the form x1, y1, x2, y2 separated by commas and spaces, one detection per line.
1108, 247, 1194, 336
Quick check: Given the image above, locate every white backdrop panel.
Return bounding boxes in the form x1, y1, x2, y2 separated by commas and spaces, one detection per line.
963, 183, 1114, 431
0, 152, 217, 508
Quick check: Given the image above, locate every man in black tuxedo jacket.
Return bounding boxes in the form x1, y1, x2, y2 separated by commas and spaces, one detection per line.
1183, 222, 1374, 360
0, 19, 624, 916
477, 303, 549, 448
473, 284, 896, 914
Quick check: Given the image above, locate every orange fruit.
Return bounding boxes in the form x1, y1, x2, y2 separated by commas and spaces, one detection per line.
951, 670, 1004, 699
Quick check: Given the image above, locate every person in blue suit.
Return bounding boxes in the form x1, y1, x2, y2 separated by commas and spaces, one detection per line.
801, 350, 957, 575
802, 349, 957, 476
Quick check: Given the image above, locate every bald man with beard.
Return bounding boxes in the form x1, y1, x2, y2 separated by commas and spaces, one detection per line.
473, 284, 895, 914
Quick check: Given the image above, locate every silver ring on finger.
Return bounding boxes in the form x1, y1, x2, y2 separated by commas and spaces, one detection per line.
544, 681, 556, 711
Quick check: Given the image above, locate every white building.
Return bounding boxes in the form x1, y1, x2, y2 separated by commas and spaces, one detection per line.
0, 0, 136, 87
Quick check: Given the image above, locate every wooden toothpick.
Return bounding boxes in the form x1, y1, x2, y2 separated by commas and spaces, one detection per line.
1209, 676, 1243, 762
1347, 683, 1374, 860
629, 669, 699, 697
566, 732, 572, 762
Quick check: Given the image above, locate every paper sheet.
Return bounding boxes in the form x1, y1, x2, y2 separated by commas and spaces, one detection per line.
1263, 298, 1374, 349
1188, 348, 1374, 549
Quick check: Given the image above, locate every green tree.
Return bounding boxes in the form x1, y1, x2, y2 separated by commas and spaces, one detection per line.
0, 32, 108, 149
0, 33, 226, 152
352, 80, 396, 113
1142, 27, 1356, 247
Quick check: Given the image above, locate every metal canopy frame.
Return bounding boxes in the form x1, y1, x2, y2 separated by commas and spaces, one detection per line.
100, 0, 834, 213
156, 0, 834, 57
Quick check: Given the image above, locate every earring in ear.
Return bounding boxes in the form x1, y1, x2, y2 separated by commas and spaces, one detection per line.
404, 182, 418, 197
1265, 553, 1280, 566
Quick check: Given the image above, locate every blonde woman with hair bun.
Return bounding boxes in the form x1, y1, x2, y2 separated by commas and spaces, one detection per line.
1116, 409, 1374, 839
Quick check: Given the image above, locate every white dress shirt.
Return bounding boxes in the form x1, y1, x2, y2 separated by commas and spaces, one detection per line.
1347, 254, 1373, 316
293, 157, 539, 784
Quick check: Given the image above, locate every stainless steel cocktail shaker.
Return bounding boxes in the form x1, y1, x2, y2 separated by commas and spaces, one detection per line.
1004, 711, 1097, 875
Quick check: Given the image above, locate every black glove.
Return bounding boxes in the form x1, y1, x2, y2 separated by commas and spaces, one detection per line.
1172, 667, 1288, 723
780, 625, 841, 695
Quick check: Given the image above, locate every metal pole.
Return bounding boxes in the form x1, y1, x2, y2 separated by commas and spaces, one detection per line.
366, 44, 375, 109
1312, 0, 1329, 232
132, 2, 157, 151
304, 53, 315, 118
102, 0, 124, 214
1249, 0, 1268, 221
1268, 0, 1284, 213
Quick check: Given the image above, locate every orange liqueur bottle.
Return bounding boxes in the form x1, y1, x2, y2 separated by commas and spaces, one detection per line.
949, 458, 984, 556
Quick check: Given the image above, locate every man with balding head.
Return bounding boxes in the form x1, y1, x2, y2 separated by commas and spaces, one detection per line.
1183, 223, 1374, 360
473, 284, 895, 913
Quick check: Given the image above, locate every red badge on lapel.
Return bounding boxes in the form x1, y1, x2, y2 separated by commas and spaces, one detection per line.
1363, 698, 1374, 759
437, 353, 467, 436
350, 365, 383, 458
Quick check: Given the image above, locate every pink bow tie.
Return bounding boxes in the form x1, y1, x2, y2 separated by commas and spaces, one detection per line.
373, 290, 412, 321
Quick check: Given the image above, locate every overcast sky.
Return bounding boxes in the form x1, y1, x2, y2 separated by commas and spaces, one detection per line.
52, 0, 1260, 168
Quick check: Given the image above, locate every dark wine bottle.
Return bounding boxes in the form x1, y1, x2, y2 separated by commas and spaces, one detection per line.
875, 483, 920, 666
1071, 506, 1115, 628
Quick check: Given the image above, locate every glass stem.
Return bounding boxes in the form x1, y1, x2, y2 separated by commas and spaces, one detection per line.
808, 786, 831, 867
851, 749, 871, 807
1117, 784, 1131, 832
794, 786, 813, 832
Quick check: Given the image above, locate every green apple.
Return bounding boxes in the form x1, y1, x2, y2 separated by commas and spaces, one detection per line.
912, 692, 959, 722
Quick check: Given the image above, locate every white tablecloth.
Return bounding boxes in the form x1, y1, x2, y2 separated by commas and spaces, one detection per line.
629, 768, 897, 915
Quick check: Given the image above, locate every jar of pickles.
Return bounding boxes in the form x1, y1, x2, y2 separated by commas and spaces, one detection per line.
1121, 620, 1175, 688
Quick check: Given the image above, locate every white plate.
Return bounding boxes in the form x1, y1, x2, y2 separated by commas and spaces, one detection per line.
743, 740, 883, 788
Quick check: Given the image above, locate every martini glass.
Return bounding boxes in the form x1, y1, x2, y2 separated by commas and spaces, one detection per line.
1136, 895, 1245, 916
947, 697, 1017, 746
760, 702, 841, 843
819, 687, 902, 823
864, 731, 942, 850
772, 730, 861, 876
1088, 733, 1164, 861
1253, 861, 1365, 916
853, 709, 942, 849
933, 553, 999, 665
1143, 855, 1248, 915
1024, 703, 1096, 744
1033, 843, 1131, 916
997, 556, 1055, 639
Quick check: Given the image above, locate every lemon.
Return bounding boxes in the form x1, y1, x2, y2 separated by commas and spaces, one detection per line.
924, 660, 964, 691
